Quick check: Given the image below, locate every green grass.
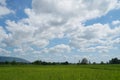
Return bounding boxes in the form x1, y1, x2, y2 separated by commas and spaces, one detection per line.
0, 65, 120, 80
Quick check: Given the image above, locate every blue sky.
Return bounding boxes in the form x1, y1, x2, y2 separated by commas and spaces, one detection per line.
0, 0, 120, 63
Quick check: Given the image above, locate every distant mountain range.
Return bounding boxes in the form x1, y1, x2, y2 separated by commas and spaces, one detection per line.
0, 56, 30, 63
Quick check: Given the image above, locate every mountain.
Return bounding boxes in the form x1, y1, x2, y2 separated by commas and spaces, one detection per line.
0, 56, 30, 63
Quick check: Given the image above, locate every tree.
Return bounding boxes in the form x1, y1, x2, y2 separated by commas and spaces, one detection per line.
32, 60, 42, 65
109, 58, 120, 64
11, 60, 16, 65
5, 61, 9, 64
93, 62, 96, 64
61, 61, 69, 65
100, 61, 104, 64
81, 58, 88, 64
77, 60, 81, 65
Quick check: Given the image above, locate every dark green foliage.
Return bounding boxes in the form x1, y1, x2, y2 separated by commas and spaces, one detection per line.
100, 61, 105, 64
11, 60, 16, 65
81, 58, 88, 64
61, 61, 69, 65
32, 60, 69, 65
109, 58, 120, 64
93, 62, 96, 64
32, 60, 42, 64
5, 61, 10, 64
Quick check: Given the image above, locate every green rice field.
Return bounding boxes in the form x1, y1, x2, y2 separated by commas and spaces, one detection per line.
0, 65, 120, 80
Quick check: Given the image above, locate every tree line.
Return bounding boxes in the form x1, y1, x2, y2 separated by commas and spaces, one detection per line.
32, 57, 120, 65
0, 57, 120, 65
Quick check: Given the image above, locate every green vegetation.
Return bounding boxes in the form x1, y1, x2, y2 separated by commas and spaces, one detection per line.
0, 57, 120, 80
0, 65, 120, 80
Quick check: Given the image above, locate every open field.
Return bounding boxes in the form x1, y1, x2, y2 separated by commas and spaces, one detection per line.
0, 65, 120, 80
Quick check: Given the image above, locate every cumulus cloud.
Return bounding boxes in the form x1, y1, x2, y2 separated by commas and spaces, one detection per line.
0, 0, 6, 6
0, 27, 7, 41
0, 0, 13, 17
0, 27, 8, 48
46, 44, 71, 54
69, 23, 120, 52
4, 20, 35, 47
36, 44, 71, 54
112, 20, 120, 25
0, 0, 120, 61
0, 48, 11, 55
32, 0, 120, 22
4, 18, 65, 48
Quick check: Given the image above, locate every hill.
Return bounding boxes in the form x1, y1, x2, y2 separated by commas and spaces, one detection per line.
0, 56, 30, 63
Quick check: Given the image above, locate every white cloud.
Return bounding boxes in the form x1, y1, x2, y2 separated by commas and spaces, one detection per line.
112, 38, 120, 44
32, 40, 49, 48
0, 0, 6, 6
32, 0, 120, 22
69, 23, 120, 53
0, 48, 11, 55
4, 20, 36, 47
0, 0, 13, 17
0, 0, 120, 61
40, 44, 71, 54
4, 18, 65, 48
3, 0, 120, 53
0, 27, 8, 48
112, 20, 120, 25
14, 48, 24, 54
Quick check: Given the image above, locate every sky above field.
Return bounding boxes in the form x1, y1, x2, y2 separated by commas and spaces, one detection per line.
0, 0, 120, 63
